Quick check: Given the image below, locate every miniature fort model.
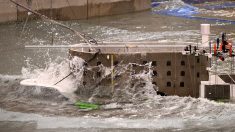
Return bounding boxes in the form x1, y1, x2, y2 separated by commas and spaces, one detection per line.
68, 24, 235, 101
69, 42, 208, 98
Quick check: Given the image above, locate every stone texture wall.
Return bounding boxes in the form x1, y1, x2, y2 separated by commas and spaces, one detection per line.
0, 0, 151, 23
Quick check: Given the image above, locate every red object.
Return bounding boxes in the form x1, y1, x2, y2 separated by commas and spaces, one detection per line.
213, 43, 217, 56
219, 56, 225, 61
219, 43, 223, 51
229, 44, 232, 57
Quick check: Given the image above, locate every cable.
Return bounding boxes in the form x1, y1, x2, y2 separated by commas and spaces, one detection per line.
10, 0, 98, 48
54, 72, 72, 85
53, 49, 101, 85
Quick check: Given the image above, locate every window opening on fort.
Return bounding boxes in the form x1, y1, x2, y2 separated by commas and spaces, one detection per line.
153, 70, 157, 76
197, 58, 200, 63
83, 81, 87, 86
152, 82, 157, 85
114, 61, 119, 66
181, 71, 185, 76
97, 61, 102, 66
181, 60, 185, 66
152, 61, 157, 66
166, 61, 171, 66
197, 72, 200, 78
167, 71, 171, 76
180, 82, 184, 87
143, 61, 147, 65
167, 82, 171, 87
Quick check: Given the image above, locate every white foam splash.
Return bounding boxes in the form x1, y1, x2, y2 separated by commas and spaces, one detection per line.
1, 95, 235, 130
21, 56, 85, 94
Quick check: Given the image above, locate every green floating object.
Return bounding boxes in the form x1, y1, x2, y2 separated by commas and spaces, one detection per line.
75, 101, 100, 110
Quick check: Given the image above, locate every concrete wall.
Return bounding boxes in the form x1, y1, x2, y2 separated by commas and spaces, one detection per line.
88, 0, 151, 18
16, 0, 88, 21
0, 0, 17, 22
0, 0, 151, 23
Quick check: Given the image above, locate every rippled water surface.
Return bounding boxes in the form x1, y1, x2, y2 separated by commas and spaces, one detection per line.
0, 0, 235, 131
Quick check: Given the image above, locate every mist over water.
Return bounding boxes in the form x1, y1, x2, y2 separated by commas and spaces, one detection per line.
0, 0, 235, 131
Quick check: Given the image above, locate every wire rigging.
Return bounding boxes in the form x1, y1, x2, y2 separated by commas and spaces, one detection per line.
10, 0, 98, 47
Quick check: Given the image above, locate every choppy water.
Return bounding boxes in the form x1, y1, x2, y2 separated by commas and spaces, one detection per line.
1, 0, 235, 131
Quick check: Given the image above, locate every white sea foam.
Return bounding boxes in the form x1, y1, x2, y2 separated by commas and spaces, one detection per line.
1, 95, 235, 130
0, 108, 184, 129
86, 25, 200, 42
200, 9, 235, 18
21, 56, 84, 94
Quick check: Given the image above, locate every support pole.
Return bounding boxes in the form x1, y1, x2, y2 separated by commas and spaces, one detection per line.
209, 41, 212, 67
201, 24, 210, 47
111, 54, 114, 93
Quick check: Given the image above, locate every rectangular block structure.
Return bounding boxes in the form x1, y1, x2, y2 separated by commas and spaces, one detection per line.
204, 85, 230, 100
69, 43, 209, 98
200, 74, 235, 100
